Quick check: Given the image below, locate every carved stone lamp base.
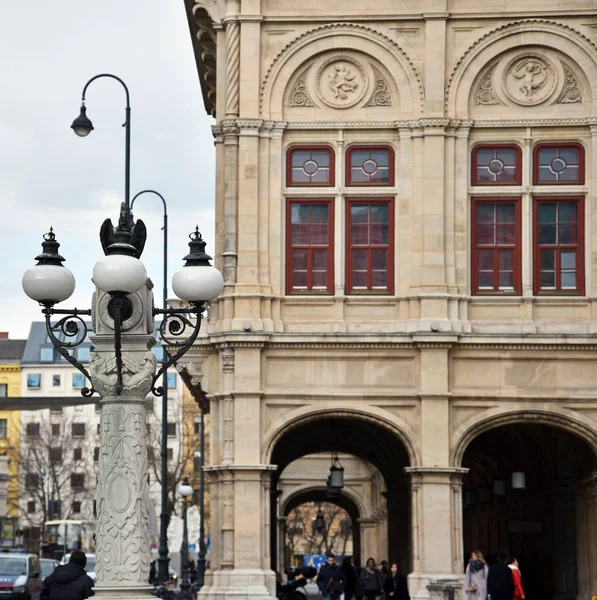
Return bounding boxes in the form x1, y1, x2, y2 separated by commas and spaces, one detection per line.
94, 586, 156, 599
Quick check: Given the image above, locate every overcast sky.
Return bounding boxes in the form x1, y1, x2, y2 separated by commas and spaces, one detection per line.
0, 2, 216, 339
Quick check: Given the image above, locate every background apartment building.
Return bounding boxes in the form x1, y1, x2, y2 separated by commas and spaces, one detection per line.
19, 322, 184, 552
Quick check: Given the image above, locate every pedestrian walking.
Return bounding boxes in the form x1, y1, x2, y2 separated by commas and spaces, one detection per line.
355, 561, 365, 600
383, 562, 409, 600
465, 550, 489, 600
41, 550, 95, 600
342, 556, 357, 600
487, 551, 514, 600
508, 557, 525, 600
317, 553, 345, 600
361, 557, 384, 600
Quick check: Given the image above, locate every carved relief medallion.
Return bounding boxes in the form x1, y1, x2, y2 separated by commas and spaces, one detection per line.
316, 56, 367, 109
503, 54, 557, 106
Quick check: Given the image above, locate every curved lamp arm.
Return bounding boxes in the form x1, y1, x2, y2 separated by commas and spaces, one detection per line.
78, 74, 132, 228
81, 73, 130, 108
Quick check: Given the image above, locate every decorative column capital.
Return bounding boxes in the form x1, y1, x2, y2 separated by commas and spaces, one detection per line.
405, 466, 469, 484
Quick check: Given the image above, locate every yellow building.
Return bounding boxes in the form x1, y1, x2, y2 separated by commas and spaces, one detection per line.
0, 335, 26, 518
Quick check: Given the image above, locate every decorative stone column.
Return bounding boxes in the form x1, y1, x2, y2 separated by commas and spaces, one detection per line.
405, 467, 468, 600
89, 283, 157, 599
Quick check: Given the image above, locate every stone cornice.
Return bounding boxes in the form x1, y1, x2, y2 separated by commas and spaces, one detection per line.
184, 0, 218, 117
198, 333, 597, 353
257, 11, 597, 24
277, 117, 596, 131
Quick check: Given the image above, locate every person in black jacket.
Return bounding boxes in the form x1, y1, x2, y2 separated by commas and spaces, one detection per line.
41, 550, 95, 600
384, 562, 410, 600
487, 551, 514, 600
342, 556, 357, 600
317, 553, 345, 600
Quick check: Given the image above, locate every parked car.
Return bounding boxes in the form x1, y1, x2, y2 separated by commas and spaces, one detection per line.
60, 553, 96, 583
0, 552, 42, 599
38, 559, 57, 580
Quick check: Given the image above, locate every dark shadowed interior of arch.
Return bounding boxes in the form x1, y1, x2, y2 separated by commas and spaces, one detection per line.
270, 416, 411, 574
283, 489, 361, 564
462, 423, 597, 600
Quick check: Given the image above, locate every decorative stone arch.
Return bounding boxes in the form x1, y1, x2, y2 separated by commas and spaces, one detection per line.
262, 406, 421, 469
260, 23, 424, 119
446, 19, 597, 118
281, 485, 368, 521
451, 408, 597, 467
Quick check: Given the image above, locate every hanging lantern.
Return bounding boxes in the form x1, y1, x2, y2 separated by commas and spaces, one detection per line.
493, 478, 507, 496
315, 510, 325, 531
511, 471, 526, 490
326, 476, 341, 500
479, 487, 492, 504
329, 453, 344, 489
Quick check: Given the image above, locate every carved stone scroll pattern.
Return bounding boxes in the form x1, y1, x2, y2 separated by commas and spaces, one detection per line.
96, 404, 150, 586
557, 65, 582, 104
476, 67, 500, 105
290, 71, 314, 107
225, 20, 241, 116
366, 68, 392, 107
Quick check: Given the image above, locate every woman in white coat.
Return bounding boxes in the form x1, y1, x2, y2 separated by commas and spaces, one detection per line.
465, 551, 489, 600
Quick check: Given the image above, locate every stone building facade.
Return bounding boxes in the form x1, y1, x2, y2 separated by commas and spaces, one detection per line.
183, 2, 597, 599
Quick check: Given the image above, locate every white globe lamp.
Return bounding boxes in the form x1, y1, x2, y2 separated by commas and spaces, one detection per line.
22, 229, 76, 305
93, 254, 147, 295
172, 227, 224, 303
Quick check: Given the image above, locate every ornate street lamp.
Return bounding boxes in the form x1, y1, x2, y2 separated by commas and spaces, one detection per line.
178, 477, 194, 600
21, 74, 224, 598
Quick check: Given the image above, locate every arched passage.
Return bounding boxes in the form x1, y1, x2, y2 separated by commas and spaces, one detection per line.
268, 414, 412, 575
282, 488, 362, 566
460, 421, 597, 600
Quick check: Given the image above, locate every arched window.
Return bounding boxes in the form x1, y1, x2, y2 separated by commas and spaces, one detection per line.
346, 146, 395, 186
472, 145, 522, 185
533, 143, 584, 185
286, 146, 335, 187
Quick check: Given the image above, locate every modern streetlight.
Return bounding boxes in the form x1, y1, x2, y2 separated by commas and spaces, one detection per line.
131, 189, 171, 584
21, 74, 224, 599
177, 477, 194, 600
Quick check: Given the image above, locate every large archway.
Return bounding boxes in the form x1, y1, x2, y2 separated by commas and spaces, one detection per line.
269, 414, 412, 575
460, 422, 597, 600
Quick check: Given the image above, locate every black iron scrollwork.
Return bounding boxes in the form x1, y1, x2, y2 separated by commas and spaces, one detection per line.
41, 305, 96, 398
151, 303, 204, 396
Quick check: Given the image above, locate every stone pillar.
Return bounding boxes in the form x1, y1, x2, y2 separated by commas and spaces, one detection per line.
405, 468, 468, 600
89, 284, 157, 599
551, 485, 577, 600
575, 473, 597, 600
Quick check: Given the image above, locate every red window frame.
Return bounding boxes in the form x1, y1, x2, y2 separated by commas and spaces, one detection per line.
286, 146, 335, 187
471, 144, 522, 186
345, 198, 394, 295
533, 197, 584, 295
471, 198, 522, 295
285, 198, 335, 295
345, 145, 395, 186
533, 143, 585, 185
